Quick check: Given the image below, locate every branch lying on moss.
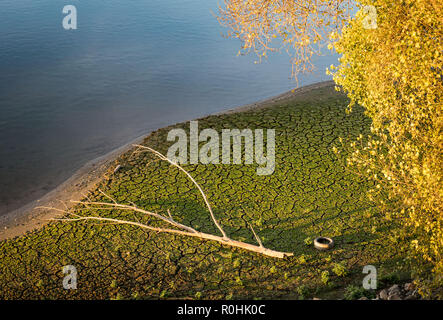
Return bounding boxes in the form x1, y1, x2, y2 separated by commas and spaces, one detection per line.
40, 145, 293, 259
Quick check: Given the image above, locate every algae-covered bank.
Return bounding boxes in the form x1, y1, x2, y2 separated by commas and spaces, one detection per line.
0, 83, 408, 299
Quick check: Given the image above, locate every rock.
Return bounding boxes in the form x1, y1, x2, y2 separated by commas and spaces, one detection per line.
410, 289, 420, 299
404, 282, 414, 292
379, 289, 389, 300
388, 294, 402, 300
387, 284, 402, 299
313, 297, 321, 300
359, 296, 369, 300
388, 284, 400, 294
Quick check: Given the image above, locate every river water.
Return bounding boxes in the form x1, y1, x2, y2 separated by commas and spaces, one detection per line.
0, 0, 337, 216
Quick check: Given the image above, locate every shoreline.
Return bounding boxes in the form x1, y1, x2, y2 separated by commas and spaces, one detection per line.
0, 80, 335, 241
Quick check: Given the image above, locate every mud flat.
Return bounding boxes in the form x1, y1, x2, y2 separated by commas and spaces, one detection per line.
0, 80, 334, 240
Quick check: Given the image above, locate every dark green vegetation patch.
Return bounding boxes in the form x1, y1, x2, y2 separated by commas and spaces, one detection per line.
0, 86, 407, 299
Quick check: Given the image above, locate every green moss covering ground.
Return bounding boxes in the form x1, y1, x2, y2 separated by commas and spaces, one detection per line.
0, 86, 409, 299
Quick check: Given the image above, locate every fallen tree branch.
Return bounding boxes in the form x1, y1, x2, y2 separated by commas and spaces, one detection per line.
133, 144, 227, 239
40, 146, 293, 259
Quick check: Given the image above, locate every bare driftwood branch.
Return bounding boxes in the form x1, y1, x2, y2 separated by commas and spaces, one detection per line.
133, 144, 228, 239
40, 146, 293, 259
248, 222, 264, 248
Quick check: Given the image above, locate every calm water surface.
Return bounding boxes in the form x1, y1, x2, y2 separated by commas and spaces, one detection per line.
0, 0, 337, 216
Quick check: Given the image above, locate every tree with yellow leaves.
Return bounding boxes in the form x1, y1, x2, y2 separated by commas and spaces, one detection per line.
219, 0, 442, 298
217, 0, 352, 81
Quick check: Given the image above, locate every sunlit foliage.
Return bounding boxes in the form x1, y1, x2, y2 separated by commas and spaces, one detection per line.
331, 0, 442, 298
217, 0, 352, 81
219, 0, 442, 297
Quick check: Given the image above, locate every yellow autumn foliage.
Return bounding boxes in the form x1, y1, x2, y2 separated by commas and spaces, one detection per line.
219, 0, 442, 297
331, 0, 442, 297
217, 0, 351, 81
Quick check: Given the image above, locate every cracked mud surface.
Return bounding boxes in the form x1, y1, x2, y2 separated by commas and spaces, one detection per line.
0, 86, 405, 299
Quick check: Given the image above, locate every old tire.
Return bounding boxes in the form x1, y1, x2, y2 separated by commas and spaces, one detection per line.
314, 237, 334, 251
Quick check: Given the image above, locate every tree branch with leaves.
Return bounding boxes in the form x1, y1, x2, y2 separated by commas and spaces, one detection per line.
217, 0, 351, 80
